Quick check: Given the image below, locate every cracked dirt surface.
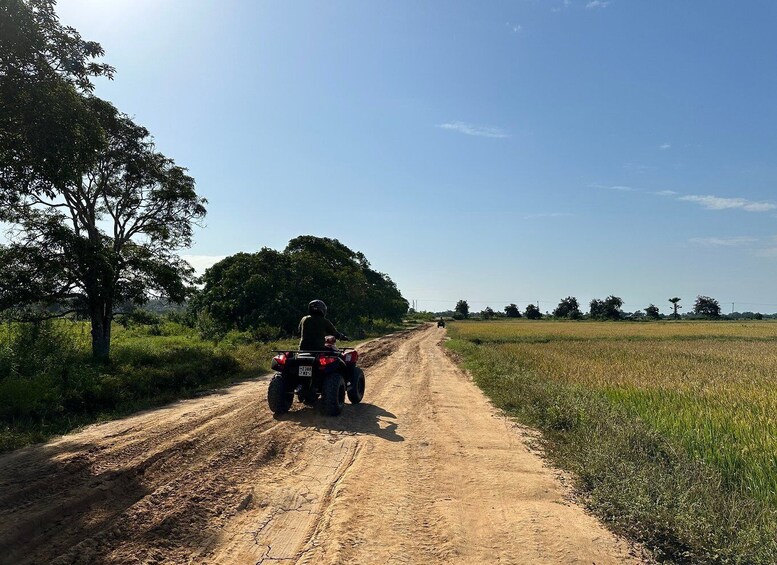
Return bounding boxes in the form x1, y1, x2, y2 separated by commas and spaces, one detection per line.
0, 325, 641, 564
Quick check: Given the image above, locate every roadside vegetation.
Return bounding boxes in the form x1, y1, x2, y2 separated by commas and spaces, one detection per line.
0, 313, 408, 453
447, 319, 777, 564
0, 319, 291, 452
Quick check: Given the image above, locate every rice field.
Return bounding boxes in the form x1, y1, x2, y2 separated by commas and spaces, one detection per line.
447, 319, 777, 563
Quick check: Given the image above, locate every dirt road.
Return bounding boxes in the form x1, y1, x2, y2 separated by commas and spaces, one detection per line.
0, 326, 640, 564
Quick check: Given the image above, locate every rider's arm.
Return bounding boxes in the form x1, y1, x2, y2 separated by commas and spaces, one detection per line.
325, 318, 347, 341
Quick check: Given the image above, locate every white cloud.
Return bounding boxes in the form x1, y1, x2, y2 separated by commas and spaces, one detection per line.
506, 22, 522, 33
590, 182, 637, 192
623, 162, 652, 173
181, 254, 227, 275
678, 195, 777, 213
594, 182, 776, 217
586, 0, 610, 8
754, 248, 777, 258
659, 143, 671, 150
438, 121, 509, 139
689, 237, 758, 247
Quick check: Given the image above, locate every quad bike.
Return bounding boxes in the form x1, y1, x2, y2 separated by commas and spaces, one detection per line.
267, 340, 365, 416
437, 319, 446, 328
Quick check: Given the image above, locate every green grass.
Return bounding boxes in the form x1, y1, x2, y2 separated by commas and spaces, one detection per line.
0, 320, 298, 452
446, 320, 777, 564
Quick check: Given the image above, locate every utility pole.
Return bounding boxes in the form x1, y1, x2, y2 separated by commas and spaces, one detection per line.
731, 302, 735, 314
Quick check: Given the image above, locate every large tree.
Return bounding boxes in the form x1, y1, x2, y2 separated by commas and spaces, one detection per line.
553, 296, 581, 319
0, 97, 206, 359
1, 1, 204, 359
504, 303, 521, 318
589, 295, 623, 320
669, 297, 682, 320
454, 300, 469, 319
524, 303, 542, 320
645, 304, 661, 320
693, 295, 721, 319
192, 237, 408, 337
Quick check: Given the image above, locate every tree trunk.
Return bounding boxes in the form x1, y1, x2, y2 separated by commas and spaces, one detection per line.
90, 305, 112, 361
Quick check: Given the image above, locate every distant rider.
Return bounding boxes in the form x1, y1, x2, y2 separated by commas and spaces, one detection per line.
299, 299, 348, 351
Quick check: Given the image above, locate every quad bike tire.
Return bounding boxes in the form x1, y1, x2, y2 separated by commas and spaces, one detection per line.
268, 373, 293, 414
322, 373, 346, 416
347, 367, 365, 404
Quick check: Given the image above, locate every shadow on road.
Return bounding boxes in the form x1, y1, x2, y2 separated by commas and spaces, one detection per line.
277, 402, 404, 442
0, 436, 225, 565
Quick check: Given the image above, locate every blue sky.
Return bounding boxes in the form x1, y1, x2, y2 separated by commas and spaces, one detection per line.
55, 0, 777, 314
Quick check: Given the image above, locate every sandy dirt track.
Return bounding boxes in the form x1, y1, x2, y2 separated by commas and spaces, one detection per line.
0, 325, 641, 564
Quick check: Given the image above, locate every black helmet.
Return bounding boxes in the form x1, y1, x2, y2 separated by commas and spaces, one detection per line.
308, 299, 327, 316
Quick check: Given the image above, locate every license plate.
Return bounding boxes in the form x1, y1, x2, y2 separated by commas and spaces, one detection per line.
298, 366, 312, 377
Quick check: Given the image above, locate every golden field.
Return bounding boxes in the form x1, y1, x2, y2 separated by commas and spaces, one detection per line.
449, 320, 777, 503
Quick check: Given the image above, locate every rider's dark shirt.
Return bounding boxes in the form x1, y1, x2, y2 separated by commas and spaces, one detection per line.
299, 314, 340, 350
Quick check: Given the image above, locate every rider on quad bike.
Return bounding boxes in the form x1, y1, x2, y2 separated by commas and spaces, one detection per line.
299, 299, 348, 350
268, 299, 364, 416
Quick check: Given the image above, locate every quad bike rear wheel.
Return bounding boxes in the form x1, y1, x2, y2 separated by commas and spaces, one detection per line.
268, 373, 293, 414
347, 367, 365, 404
322, 373, 346, 416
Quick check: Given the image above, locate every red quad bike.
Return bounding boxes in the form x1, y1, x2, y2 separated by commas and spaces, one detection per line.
267, 341, 365, 416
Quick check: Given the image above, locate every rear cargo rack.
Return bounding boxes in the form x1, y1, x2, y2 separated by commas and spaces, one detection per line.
271, 348, 355, 354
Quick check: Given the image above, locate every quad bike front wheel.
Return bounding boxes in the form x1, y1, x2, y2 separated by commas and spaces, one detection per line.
347, 367, 365, 404
267, 373, 293, 415
322, 373, 346, 416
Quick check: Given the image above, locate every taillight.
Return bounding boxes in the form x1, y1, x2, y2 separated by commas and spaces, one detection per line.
318, 355, 338, 367
271, 353, 287, 371
344, 351, 359, 364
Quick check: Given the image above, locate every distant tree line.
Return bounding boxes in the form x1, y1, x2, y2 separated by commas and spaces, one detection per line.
189, 236, 409, 339
445, 294, 771, 321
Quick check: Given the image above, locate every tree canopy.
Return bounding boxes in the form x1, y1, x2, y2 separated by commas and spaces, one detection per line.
693, 295, 721, 319
454, 300, 469, 319
504, 303, 521, 318
1, 0, 114, 194
589, 295, 623, 320
553, 296, 581, 319
645, 304, 661, 320
524, 303, 542, 320
190, 237, 408, 338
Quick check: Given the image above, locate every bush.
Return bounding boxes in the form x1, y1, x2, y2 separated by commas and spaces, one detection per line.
117, 309, 162, 328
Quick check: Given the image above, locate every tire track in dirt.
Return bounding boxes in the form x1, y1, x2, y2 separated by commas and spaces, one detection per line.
0, 329, 416, 565
0, 325, 642, 564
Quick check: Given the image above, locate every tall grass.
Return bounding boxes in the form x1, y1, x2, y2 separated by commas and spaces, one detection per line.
447, 320, 777, 564
0, 320, 295, 452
